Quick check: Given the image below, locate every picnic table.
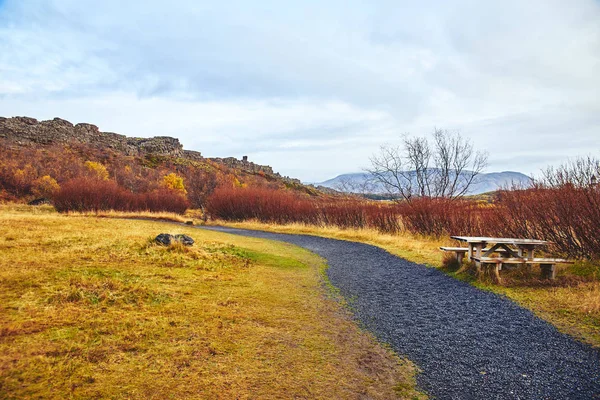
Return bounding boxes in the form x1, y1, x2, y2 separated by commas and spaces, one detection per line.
440, 236, 572, 281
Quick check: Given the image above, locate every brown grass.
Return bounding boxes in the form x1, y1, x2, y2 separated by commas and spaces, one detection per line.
0, 205, 424, 399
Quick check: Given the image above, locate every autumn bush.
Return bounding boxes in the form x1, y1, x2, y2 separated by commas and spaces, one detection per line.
206, 187, 496, 237
0, 145, 218, 206
395, 198, 495, 237
207, 187, 405, 232
495, 185, 600, 259
54, 178, 189, 214
32, 175, 61, 198
206, 186, 317, 224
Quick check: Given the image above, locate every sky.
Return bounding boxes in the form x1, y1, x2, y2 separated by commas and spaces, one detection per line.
0, 1, 599, 182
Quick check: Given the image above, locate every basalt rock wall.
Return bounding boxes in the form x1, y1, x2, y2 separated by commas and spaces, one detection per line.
0, 116, 189, 158
0, 115, 299, 184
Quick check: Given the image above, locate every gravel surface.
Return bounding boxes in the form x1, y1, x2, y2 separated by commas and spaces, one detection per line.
202, 226, 600, 399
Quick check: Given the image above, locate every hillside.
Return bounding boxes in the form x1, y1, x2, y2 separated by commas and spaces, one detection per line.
0, 116, 320, 204
316, 170, 533, 195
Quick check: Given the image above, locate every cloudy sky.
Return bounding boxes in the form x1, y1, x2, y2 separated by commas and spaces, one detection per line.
1, 0, 599, 182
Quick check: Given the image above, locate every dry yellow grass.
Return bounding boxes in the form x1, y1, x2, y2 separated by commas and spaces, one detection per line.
67, 209, 188, 222
0, 206, 424, 399
219, 220, 600, 348
219, 221, 447, 267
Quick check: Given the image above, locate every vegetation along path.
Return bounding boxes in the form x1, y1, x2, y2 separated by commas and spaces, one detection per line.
203, 226, 600, 400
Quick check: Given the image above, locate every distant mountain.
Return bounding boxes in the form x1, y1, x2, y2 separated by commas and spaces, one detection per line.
315, 170, 533, 195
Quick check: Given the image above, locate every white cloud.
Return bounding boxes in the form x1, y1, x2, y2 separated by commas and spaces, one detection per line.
0, 0, 599, 181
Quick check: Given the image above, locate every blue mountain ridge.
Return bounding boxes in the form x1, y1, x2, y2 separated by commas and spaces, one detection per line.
314, 170, 532, 195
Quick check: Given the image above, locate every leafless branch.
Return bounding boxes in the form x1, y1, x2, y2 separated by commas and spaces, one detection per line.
368, 129, 488, 201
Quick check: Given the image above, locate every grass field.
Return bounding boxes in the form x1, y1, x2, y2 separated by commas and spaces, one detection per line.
219, 221, 600, 348
0, 205, 423, 399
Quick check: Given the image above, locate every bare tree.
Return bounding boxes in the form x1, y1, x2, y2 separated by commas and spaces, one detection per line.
367, 129, 488, 201
541, 156, 600, 188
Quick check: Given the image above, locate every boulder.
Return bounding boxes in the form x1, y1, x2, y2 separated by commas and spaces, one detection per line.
154, 233, 194, 246
173, 234, 195, 246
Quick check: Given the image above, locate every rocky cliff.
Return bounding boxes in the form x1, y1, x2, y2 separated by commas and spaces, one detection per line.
0, 116, 195, 158
208, 156, 302, 186
0, 116, 301, 185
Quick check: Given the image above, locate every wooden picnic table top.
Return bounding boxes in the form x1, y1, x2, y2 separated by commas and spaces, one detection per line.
450, 236, 550, 246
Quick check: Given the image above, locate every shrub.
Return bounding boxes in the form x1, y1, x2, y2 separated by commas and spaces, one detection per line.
207, 186, 315, 224
495, 185, 600, 259
162, 173, 187, 195
53, 178, 189, 214
396, 198, 491, 237
32, 175, 60, 198
182, 166, 218, 210
84, 161, 109, 181
207, 187, 403, 233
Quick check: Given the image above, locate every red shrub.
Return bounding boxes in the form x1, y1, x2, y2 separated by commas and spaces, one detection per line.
394, 198, 490, 237
206, 186, 318, 224
206, 187, 405, 233
365, 204, 403, 234
205, 182, 600, 260
140, 188, 190, 214
495, 185, 600, 259
53, 178, 189, 214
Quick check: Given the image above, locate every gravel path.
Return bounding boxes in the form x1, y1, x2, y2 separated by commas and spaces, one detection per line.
202, 226, 600, 399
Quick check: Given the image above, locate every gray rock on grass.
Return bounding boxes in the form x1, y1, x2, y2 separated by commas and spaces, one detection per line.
154, 233, 194, 246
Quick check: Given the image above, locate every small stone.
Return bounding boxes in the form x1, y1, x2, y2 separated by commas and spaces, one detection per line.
185, 220, 194, 225
174, 234, 194, 246
155, 233, 173, 246
154, 233, 194, 246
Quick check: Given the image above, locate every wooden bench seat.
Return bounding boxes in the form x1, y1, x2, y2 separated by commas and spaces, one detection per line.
470, 256, 573, 280
440, 247, 508, 253
470, 257, 573, 264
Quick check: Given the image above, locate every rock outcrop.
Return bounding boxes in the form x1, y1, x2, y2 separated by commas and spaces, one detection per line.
209, 156, 275, 175
0, 115, 300, 186
208, 156, 302, 186
0, 116, 189, 158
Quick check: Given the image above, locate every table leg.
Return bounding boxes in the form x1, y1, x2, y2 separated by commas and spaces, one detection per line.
540, 264, 556, 280
517, 247, 526, 271
494, 263, 502, 283
474, 243, 483, 273
526, 247, 535, 273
